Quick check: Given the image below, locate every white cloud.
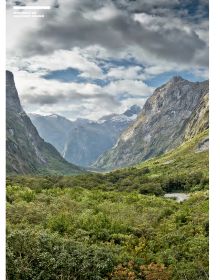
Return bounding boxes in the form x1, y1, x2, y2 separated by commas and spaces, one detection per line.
8, 48, 103, 79
105, 79, 153, 97
83, 4, 120, 21
13, 70, 102, 98
9, 67, 154, 120
192, 68, 209, 79
6, 0, 208, 120
133, 13, 193, 33
107, 65, 145, 80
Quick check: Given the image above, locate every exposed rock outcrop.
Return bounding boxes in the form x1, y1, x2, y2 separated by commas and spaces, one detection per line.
94, 77, 209, 169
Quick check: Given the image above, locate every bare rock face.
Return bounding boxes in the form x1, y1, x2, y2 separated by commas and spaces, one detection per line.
195, 137, 209, 153
184, 89, 209, 140
94, 77, 209, 170
6, 71, 23, 113
6, 71, 82, 175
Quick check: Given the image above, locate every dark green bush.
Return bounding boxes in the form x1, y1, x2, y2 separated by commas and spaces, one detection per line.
139, 183, 164, 196
7, 229, 115, 280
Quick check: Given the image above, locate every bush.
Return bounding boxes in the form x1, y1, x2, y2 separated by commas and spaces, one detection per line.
6, 186, 208, 280
110, 261, 172, 280
162, 176, 188, 192
139, 183, 164, 196
162, 172, 208, 192
7, 229, 115, 280
47, 213, 73, 234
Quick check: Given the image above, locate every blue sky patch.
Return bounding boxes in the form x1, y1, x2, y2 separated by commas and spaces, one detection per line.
42, 67, 109, 86
98, 57, 143, 73
41, 63, 207, 90
146, 70, 207, 88
42, 68, 81, 82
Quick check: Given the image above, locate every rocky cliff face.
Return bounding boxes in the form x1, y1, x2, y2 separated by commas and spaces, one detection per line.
6, 71, 23, 113
94, 77, 209, 169
30, 106, 141, 167
6, 71, 82, 175
184, 90, 209, 140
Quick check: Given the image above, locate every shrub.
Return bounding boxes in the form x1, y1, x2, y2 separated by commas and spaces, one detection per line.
139, 183, 164, 196
47, 213, 73, 234
7, 229, 115, 280
110, 261, 172, 280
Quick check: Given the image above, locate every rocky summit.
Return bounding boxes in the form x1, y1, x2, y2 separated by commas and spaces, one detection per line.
94, 76, 209, 170
6, 71, 82, 175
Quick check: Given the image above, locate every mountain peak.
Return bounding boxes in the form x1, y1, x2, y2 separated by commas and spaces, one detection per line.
95, 79, 208, 169
48, 114, 59, 118
6, 70, 16, 87
6, 70, 14, 81
124, 105, 141, 117
169, 76, 185, 83
6, 70, 23, 113
130, 104, 141, 111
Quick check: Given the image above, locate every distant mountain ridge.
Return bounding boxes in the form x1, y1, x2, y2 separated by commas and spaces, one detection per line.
28, 113, 74, 156
6, 71, 82, 175
124, 105, 142, 117
94, 76, 209, 170
29, 105, 141, 167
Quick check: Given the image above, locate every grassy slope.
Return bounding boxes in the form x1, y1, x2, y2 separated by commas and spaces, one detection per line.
137, 129, 208, 178
6, 131, 209, 195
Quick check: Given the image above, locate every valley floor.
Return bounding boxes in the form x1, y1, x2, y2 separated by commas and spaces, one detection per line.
6, 132, 209, 279
6, 184, 208, 280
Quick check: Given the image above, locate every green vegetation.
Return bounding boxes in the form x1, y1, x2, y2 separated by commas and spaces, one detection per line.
7, 131, 208, 195
137, 130, 209, 178
7, 186, 208, 279
6, 132, 209, 279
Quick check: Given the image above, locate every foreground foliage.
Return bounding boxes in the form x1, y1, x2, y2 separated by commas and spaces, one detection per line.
6, 132, 208, 279
7, 185, 208, 280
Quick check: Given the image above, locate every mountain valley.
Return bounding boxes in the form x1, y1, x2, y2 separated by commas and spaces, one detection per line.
29, 105, 141, 167
6, 71, 82, 175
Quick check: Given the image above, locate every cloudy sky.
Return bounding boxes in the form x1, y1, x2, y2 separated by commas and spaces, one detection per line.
6, 0, 209, 120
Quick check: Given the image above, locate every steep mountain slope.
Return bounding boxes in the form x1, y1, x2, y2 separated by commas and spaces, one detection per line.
63, 106, 141, 166
137, 129, 208, 179
94, 77, 209, 170
30, 105, 141, 167
6, 71, 82, 175
29, 113, 73, 155
184, 90, 209, 140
